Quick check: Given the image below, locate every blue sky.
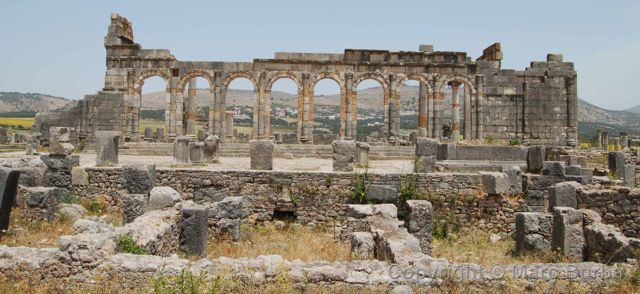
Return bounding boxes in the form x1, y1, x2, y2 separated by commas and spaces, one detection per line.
1, 0, 639, 110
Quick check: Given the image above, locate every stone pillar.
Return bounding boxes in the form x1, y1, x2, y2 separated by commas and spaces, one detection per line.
186, 78, 197, 136
463, 84, 471, 140
143, 127, 154, 141
527, 145, 545, 173
515, 212, 552, 255
225, 111, 235, 140
181, 202, 209, 256
256, 73, 268, 139
608, 151, 625, 179
189, 142, 204, 164
624, 165, 636, 188
565, 77, 578, 146
0, 167, 20, 231
621, 132, 629, 149
418, 83, 428, 137
332, 140, 356, 172
415, 138, 437, 173
355, 142, 370, 168
217, 89, 227, 142
301, 73, 311, 143
522, 82, 530, 145
549, 182, 580, 210
405, 200, 433, 255
174, 136, 190, 164
203, 135, 219, 162
432, 78, 443, 139
602, 132, 609, 151
612, 138, 620, 151
551, 207, 585, 262
475, 75, 485, 140
388, 100, 398, 139
339, 88, 347, 139
95, 131, 119, 167
345, 73, 354, 140
596, 129, 602, 149
450, 81, 461, 141
132, 93, 141, 141
212, 72, 223, 139
156, 128, 164, 142
249, 139, 274, 170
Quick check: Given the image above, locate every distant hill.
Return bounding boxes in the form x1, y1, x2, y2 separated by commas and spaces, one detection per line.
0, 92, 74, 116
626, 104, 640, 115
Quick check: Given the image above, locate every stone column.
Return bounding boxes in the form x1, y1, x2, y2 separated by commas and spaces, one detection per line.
427, 86, 434, 138
345, 73, 354, 140
451, 81, 461, 141
132, 93, 141, 141
388, 100, 398, 139
186, 78, 197, 136
475, 75, 485, 140
257, 73, 268, 139
339, 88, 347, 139
95, 131, 119, 167
565, 77, 578, 146
217, 88, 227, 142
418, 82, 428, 137
602, 132, 609, 151
225, 111, 235, 140
463, 84, 472, 140
432, 78, 443, 139
301, 73, 312, 143
212, 72, 223, 139
307, 86, 315, 144
621, 132, 629, 149
208, 88, 215, 136
175, 88, 185, 137
522, 82, 530, 144
174, 136, 190, 164
596, 129, 602, 149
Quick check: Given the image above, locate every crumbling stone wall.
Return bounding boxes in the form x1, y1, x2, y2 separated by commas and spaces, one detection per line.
70, 168, 526, 233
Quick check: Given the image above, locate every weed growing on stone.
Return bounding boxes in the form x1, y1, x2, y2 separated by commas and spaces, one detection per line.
397, 172, 422, 207
351, 170, 370, 203
115, 234, 147, 255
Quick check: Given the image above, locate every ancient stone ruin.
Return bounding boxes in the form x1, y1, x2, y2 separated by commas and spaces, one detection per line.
1, 13, 639, 293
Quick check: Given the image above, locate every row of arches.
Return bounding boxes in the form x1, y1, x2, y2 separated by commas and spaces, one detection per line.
126, 70, 483, 143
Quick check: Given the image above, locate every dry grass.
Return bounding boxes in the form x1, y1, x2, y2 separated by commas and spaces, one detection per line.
207, 222, 351, 262
0, 208, 74, 248
432, 229, 560, 266
0, 117, 34, 129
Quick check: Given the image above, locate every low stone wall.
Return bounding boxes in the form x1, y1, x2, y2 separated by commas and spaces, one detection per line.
71, 167, 525, 234
438, 145, 528, 161
578, 187, 640, 238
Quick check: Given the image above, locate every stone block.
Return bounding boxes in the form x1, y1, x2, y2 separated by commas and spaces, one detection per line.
71, 167, 88, 186
180, 202, 209, 256
503, 166, 523, 194
95, 131, 119, 167
174, 136, 190, 164
189, 142, 204, 163
49, 141, 75, 156
23, 186, 68, 221
49, 127, 71, 142
527, 145, 545, 173
355, 142, 370, 167
203, 135, 219, 162
249, 140, 274, 170
415, 138, 438, 156
414, 155, 436, 173
347, 204, 374, 219
156, 128, 164, 141
608, 151, 625, 179
565, 165, 581, 176
549, 181, 581, 210
351, 232, 375, 259
479, 172, 510, 195
144, 127, 154, 140
542, 161, 565, 177
40, 155, 79, 172
217, 218, 240, 241
148, 186, 181, 210
365, 184, 398, 203
332, 140, 355, 172
215, 196, 243, 219
122, 164, 156, 194
515, 212, 553, 255
624, 165, 636, 188
0, 167, 19, 230
436, 143, 455, 160
404, 200, 433, 254
122, 194, 147, 224
552, 207, 585, 262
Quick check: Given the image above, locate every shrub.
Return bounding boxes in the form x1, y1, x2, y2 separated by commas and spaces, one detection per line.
351, 170, 370, 203
397, 172, 421, 207
115, 234, 147, 255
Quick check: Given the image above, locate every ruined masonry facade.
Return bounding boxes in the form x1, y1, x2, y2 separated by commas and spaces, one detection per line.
36, 14, 578, 146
